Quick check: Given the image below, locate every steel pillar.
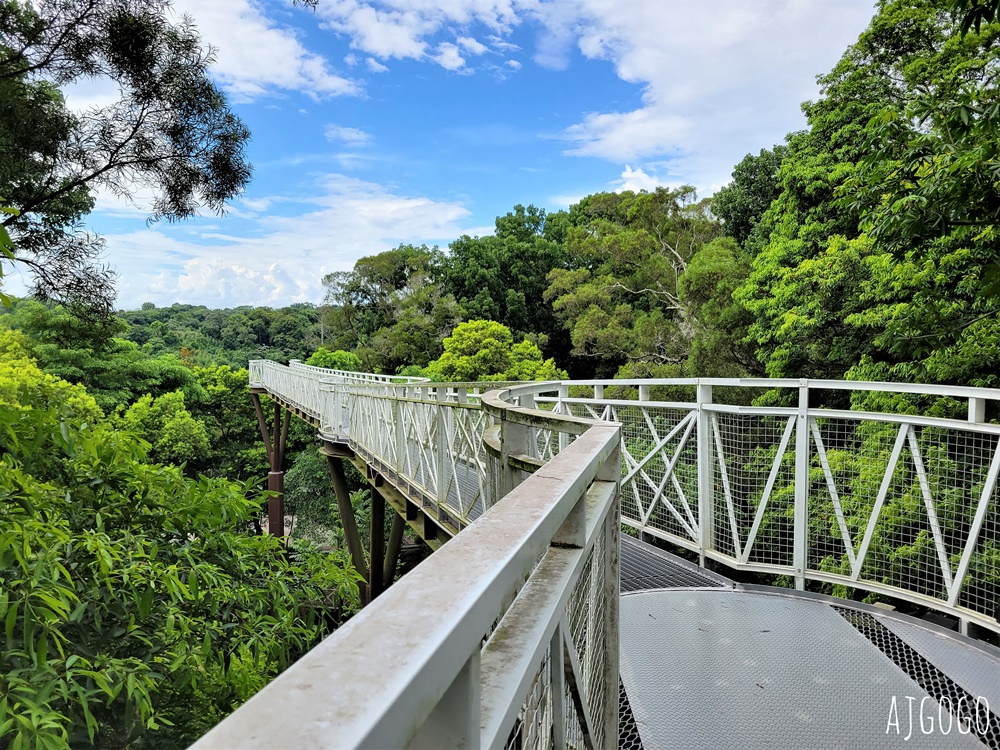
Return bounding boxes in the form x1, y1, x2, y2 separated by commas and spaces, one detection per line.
250, 392, 289, 537
383, 512, 405, 588
369, 487, 386, 601
325, 451, 369, 603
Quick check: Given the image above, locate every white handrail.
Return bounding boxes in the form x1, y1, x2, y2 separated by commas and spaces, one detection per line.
247, 363, 1000, 635
210, 364, 1000, 747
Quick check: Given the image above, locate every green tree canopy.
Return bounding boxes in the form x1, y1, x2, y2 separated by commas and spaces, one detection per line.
305, 347, 362, 371
425, 319, 566, 382
0, 328, 361, 749
544, 186, 720, 377
0, 0, 251, 313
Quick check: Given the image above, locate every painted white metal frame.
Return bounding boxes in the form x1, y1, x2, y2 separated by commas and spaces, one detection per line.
200, 364, 621, 749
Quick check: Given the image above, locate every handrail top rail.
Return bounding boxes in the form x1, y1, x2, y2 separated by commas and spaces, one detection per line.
538, 376, 1000, 401
481, 385, 601, 435
253, 360, 1000, 402
192, 393, 620, 749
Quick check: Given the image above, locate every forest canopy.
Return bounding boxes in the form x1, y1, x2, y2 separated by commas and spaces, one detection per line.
2, 0, 1000, 746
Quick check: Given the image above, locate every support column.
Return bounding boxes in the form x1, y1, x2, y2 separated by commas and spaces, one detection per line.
250, 392, 289, 537
383, 512, 405, 588
325, 452, 369, 603
369, 486, 386, 601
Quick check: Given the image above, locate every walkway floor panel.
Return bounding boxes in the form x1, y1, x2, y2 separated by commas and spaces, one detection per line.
876, 615, 1000, 715
620, 536, 734, 591
619, 589, 992, 749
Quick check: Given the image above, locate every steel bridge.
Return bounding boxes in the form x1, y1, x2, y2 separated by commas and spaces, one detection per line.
191, 361, 1000, 749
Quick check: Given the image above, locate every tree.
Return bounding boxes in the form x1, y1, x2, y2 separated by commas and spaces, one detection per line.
544, 187, 721, 377
188, 363, 265, 482
305, 347, 361, 371
321, 245, 461, 373
711, 145, 788, 251
115, 390, 211, 471
738, 0, 1000, 388
424, 319, 566, 382
321, 245, 441, 353
0, 326, 361, 748
0, 0, 251, 312
1, 299, 202, 412
441, 205, 569, 355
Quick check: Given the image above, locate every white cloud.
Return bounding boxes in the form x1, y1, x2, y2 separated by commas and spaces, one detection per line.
240, 197, 273, 213
104, 174, 480, 309
60, 78, 121, 112
548, 0, 875, 187
344, 53, 360, 66
615, 164, 668, 193
505, 59, 521, 70
366, 57, 390, 72
316, 0, 521, 70
172, 0, 359, 100
433, 42, 467, 71
324, 124, 372, 145
457, 36, 489, 55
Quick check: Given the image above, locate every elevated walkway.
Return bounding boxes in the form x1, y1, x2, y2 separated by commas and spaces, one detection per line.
191, 362, 1000, 749
619, 536, 1000, 749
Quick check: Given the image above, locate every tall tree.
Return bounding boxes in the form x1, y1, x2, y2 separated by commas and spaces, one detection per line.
738, 0, 1000, 388
0, 0, 251, 312
441, 204, 569, 353
711, 145, 788, 251
544, 187, 721, 377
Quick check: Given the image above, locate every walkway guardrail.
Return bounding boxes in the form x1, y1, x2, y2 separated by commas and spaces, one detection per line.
210, 363, 1000, 749
246, 363, 1000, 637
196, 365, 622, 749
537, 378, 1000, 635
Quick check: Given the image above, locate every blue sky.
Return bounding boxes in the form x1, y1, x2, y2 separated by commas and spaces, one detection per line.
31, 0, 877, 310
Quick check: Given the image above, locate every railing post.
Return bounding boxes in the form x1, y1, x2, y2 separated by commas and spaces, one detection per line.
558, 384, 570, 453
969, 397, 986, 423
393, 393, 404, 474
409, 652, 481, 749
550, 621, 567, 750
697, 382, 714, 567
793, 381, 810, 590
599, 438, 621, 750
959, 398, 986, 635
436, 388, 449, 504
500, 398, 528, 497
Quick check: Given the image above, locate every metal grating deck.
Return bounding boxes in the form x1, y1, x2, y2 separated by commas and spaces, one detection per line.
620, 534, 733, 592
619, 588, 1000, 749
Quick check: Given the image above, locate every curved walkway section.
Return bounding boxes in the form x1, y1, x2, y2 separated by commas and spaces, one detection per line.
192, 362, 1000, 749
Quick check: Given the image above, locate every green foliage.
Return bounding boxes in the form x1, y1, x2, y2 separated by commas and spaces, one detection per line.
188, 364, 265, 483
0, 198, 17, 307
735, 0, 1000, 388
305, 347, 361, 371
441, 205, 569, 358
425, 320, 566, 382
120, 302, 323, 368
115, 392, 210, 472
1, 300, 202, 413
321, 245, 461, 373
0, 335, 361, 749
711, 146, 788, 250
544, 187, 721, 377
0, 0, 251, 313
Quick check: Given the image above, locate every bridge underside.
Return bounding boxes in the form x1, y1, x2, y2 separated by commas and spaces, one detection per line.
618, 538, 1000, 750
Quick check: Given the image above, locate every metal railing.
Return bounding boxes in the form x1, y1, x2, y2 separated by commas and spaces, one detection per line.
195, 365, 622, 749
247, 364, 1000, 635
537, 378, 1000, 635
203, 363, 1000, 748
